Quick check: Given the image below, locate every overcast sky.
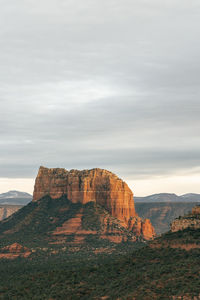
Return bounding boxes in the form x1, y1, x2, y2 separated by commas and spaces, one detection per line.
1, 0, 200, 196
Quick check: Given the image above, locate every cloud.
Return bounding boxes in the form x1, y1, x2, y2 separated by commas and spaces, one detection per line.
0, 0, 200, 186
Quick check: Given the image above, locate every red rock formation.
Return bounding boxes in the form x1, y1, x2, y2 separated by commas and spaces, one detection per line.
2, 242, 27, 253
0, 243, 31, 259
192, 206, 200, 215
141, 219, 156, 240
33, 167, 135, 223
171, 206, 200, 232
33, 166, 155, 240
128, 217, 156, 240
50, 207, 137, 245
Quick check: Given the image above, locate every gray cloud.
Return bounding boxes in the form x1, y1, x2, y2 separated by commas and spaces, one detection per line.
1, 0, 200, 181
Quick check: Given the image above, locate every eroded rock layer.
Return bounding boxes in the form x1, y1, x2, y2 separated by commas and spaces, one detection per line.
0, 243, 31, 259
33, 166, 155, 240
50, 204, 137, 245
171, 205, 200, 232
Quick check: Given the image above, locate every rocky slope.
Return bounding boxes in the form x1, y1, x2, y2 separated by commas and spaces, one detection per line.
171, 205, 200, 232
32, 166, 155, 240
0, 242, 31, 259
1, 201, 197, 236
0, 195, 142, 252
1, 208, 200, 299
149, 205, 200, 251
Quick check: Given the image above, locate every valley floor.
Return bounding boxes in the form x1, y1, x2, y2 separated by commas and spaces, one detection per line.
0, 240, 200, 300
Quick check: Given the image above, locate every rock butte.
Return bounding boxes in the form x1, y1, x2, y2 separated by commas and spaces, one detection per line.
33, 166, 155, 240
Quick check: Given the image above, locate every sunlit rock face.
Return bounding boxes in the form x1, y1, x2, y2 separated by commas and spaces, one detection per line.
141, 219, 156, 240
33, 166, 155, 240
192, 206, 200, 215
128, 216, 156, 240
171, 205, 200, 232
33, 167, 135, 222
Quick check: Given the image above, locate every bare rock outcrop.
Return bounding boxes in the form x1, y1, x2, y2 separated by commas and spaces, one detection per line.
51, 207, 137, 245
141, 219, 156, 240
171, 218, 200, 232
171, 205, 200, 232
192, 206, 200, 215
0, 243, 31, 259
33, 166, 155, 240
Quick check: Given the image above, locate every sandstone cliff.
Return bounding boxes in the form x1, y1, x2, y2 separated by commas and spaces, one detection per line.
33, 166, 155, 240
171, 205, 200, 232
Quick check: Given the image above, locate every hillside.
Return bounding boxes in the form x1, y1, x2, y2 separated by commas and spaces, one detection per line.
0, 195, 142, 251
0, 211, 200, 299
1, 197, 198, 237
1, 168, 200, 298
0, 170, 200, 298
0, 202, 197, 236
150, 206, 200, 251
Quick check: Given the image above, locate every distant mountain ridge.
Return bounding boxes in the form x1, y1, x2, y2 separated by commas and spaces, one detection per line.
134, 193, 200, 202
0, 191, 32, 205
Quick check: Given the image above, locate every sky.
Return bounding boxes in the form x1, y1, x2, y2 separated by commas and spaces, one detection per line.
0, 0, 200, 196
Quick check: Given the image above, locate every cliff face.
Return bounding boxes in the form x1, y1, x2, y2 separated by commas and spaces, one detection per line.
33, 167, 135, 223
33, 166, 155, 240
171, 205, 200, 232
0, 205, 22, 221
192, 206, 200, 215
141, 219, 156, 240
171, 218, 200, 232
